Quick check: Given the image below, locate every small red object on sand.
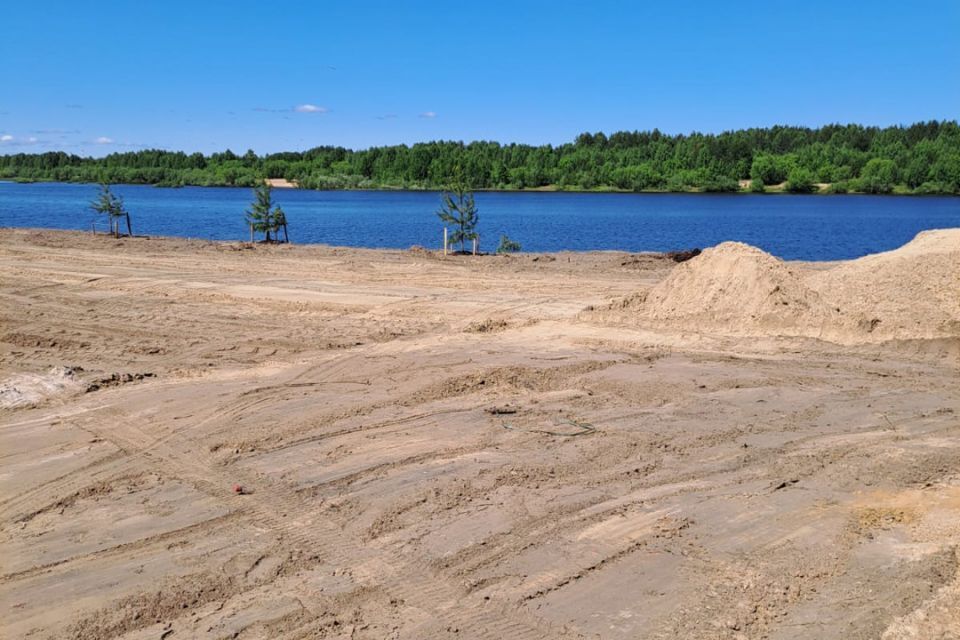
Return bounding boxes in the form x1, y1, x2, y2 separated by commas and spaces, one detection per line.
233, 484, 244, 495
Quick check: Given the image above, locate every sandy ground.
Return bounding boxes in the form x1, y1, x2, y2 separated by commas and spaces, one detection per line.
265, 179, 297, 189
1, 228, 958, 640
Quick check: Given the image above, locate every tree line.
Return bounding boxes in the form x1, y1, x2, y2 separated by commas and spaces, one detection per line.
3, 121, 958, 194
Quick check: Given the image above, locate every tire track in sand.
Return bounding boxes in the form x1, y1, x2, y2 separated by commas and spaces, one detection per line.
54, 387, 584, 639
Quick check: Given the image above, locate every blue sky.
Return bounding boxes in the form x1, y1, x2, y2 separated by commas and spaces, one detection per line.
2, 0, 958, 156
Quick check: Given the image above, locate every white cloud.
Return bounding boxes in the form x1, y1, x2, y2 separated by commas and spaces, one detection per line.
419, 111, 437, 119
0, 134, 42, 146
254, 104, 330, 114
294, 104, 328, 113
95, 136, 114, 144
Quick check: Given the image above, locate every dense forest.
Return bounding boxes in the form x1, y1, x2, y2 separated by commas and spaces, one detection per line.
2, 122, 958, 194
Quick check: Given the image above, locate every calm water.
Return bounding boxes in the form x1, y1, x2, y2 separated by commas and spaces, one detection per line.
1, 181, 958, 260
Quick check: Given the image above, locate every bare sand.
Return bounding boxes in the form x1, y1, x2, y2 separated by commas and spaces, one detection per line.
1, 228, 958, 639
265, 178, 298, 189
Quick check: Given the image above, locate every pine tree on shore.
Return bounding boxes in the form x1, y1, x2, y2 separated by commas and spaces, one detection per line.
90, 183, 132, 237
436, 167, 479, 253
245, 182, 288, 243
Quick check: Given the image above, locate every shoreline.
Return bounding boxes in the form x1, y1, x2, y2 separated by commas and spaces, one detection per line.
3, 178, 957, 196
0, 226, 686, 258
0, 226, 927, 263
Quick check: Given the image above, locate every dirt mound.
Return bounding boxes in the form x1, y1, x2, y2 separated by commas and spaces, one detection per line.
805, 229, 960, 341
637, 242, 853, 339
464, 317, 510, 333
664, 248, 702, 263
614, 230, 960, 345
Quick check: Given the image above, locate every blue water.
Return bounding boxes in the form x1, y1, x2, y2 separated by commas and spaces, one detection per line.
1, 181, 958, 260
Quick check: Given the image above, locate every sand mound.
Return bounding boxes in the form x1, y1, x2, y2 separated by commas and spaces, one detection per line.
624, 230, 960, 344
637, 241, 853, 339
806, 229, 960, 341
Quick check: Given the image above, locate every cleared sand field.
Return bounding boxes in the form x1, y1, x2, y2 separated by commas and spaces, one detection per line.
1, 228, 958, 639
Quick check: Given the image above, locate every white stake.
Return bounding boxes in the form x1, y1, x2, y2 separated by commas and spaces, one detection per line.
443, 227, 448, 256
472, 236, 478, 256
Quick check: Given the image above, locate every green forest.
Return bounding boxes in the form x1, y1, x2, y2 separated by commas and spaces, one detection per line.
2, 121, 958, 194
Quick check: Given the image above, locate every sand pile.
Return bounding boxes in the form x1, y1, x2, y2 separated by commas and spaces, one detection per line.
805, 229, 960, 342
626, 230, 960, 344
636, 241, 853, 339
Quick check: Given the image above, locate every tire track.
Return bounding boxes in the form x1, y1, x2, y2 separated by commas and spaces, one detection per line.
41, 393, 583, 640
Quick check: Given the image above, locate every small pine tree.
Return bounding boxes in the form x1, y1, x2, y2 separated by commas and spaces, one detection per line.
437, 167, 479, 253
496, 234, 521, 254
90, 183, 131, 237
245, 182, 287, 242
